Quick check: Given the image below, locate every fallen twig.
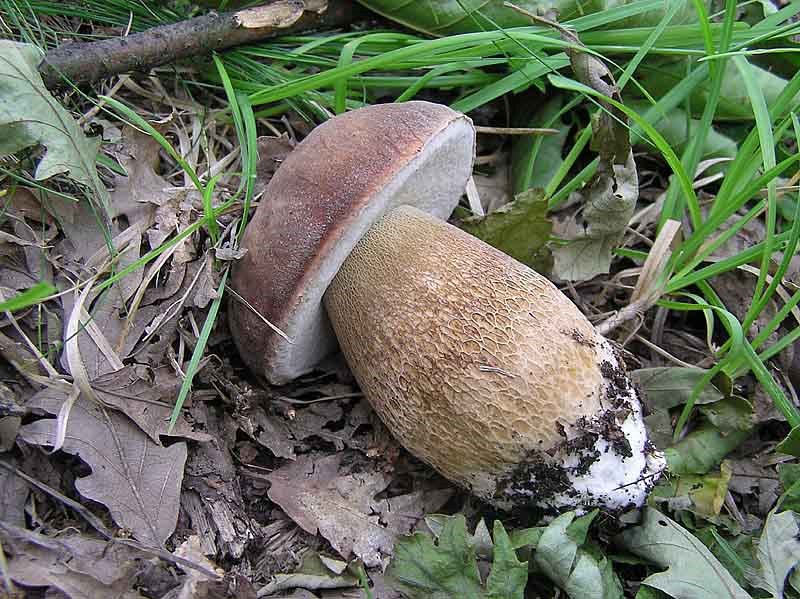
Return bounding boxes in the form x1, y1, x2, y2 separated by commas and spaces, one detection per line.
39, 0, 363, 89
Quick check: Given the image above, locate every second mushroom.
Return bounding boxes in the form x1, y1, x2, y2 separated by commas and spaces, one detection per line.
230, 101, 665, 512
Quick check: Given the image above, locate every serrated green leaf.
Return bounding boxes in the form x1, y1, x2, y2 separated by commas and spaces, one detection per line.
486, 521, 528, 599
459, 188, 552, 270
0, 41, 110, 215
535, 512, 623, 599
510, 526, 544, 550
388, 515, 483, 599
756, 510, 800, 598
632, 367, 727, 411
567, 509, 599, 546
617, 507, 750, 599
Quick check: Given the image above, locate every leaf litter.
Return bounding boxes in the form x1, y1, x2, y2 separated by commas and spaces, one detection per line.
1, 7, 800, 599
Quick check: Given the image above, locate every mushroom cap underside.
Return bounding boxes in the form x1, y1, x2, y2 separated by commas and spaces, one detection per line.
229, 101, 475, 384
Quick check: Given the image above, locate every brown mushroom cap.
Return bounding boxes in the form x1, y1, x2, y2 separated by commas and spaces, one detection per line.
230, 102, 475, 384
323, 206, 665, 509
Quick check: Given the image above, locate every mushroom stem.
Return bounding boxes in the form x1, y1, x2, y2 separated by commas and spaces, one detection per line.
323, 205, 665, 511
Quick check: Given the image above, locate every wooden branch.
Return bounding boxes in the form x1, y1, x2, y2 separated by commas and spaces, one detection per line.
39, 0, 363, 89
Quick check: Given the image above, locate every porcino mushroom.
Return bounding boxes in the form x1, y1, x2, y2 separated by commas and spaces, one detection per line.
230, 101, 665, 512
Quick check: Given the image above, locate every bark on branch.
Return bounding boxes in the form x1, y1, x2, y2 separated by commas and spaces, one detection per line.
39, 0, 362, 89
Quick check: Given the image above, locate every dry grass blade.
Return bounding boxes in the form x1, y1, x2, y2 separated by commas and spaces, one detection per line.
65, 279, 101, 407
51, 385, 80, 454
226, 285, 293, 343
465, 176, 485, 216
596, 219, 682, 336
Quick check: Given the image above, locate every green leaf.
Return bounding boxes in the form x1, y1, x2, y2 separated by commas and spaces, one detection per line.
354, 0, 694, 36
698, 397, 755, 435
459, 188, 552, 270
535, 512, 623, 599
510, 526, 544, 550
637, 60, 800, 121
632, 367, 726, 411
388, 514, 483, 599
665, 425, 750, 475
630, 101, 737, 166
0, 41, 110, 214
652, 462, 732, 518
0, 282, 56, 313
776, 427, 800, 458
694, 527, 757, 590
778, 464, 800, 513
617, 507, 751, 599
756, 510, 800, 598
486, 520, 528, 599
354, 0, 606, 37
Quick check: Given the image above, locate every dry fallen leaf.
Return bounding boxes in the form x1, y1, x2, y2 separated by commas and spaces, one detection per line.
109, 125, 169, 226
238, 399, 373, 460
0, 460, 29, 527
266, 451, 436, 568
19, 390, 186, 547
92, 364, 212, 444
0, 523, 146, 599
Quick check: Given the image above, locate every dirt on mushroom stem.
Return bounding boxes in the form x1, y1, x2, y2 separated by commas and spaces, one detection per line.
322, 205, 666, 513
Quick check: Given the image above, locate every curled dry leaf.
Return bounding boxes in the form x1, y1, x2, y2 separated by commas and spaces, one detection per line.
94, 364, 211, 443
19, 390, 186, 547
0, 523, 146, 599
266, 451, 437, 568
552, 151, 639, 281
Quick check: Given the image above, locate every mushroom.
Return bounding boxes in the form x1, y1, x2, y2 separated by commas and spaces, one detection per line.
230, 101, 665, 512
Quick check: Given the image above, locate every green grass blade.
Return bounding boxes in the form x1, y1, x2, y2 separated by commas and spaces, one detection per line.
0, 282, 57, 312
168, 268, 228, 433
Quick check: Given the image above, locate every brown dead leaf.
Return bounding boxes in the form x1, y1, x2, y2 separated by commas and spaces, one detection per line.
109, 125, 168, 226
472, 161, 512, 213
266, 452, 432, 568
18, 390, 186, 547
92, 364, 211, 444
238, 399, 372, 460
237, 406, 296, 459
0, 460, 29, 527
59, 234, 161, 380
0, 524, 146, 598
193, 254, 220, 309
